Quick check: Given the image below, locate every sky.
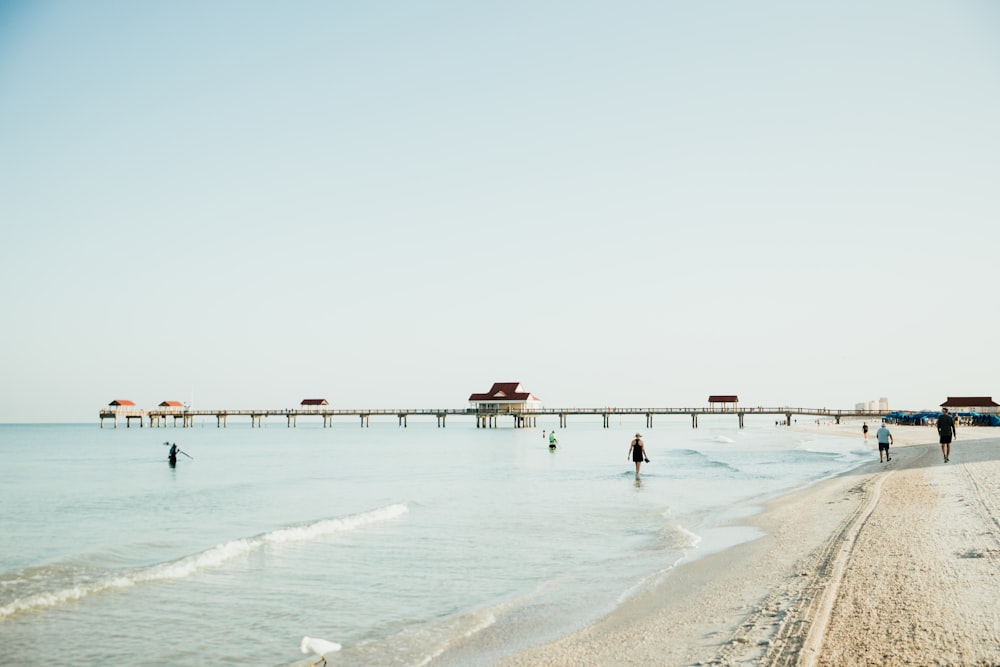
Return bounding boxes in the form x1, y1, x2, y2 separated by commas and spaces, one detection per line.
1, 1, 998, 423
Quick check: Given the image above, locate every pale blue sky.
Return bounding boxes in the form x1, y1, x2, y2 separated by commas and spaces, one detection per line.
1, 1, 998, 423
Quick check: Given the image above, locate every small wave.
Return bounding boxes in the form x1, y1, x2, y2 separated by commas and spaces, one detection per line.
658, 523, 701, 551
616, 524, 698, 604
343, 603, 503, 667
0, 504, 408, 621
671, 449, 742, 474
674, 448, 705, 458
713, 435, 735, 444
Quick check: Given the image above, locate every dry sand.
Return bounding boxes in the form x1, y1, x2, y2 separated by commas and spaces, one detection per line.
497, 421, 1000, 666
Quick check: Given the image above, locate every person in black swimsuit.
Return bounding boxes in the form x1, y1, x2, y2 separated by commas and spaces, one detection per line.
628, 433, 648, 479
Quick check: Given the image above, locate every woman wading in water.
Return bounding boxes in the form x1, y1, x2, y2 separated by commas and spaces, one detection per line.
628, 433, 649, 479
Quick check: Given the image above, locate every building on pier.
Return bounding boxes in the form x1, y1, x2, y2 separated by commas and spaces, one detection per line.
300, 399, 329, 407
708, 395, 739, 411
469, 382, 541, 414
102, 399, 142, 428
469, 382, 541, 427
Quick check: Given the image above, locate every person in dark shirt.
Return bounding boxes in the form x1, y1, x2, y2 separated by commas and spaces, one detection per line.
937, 408, 957, 462
628, 433, 648, 479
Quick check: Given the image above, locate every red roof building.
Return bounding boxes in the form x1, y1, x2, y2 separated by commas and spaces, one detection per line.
300, 399, 329, 406
159, 401, 184, 408
108, 399, 136, 407
940, 396, 999, 413
468, 382, 541, 413
708, 395, 739, 404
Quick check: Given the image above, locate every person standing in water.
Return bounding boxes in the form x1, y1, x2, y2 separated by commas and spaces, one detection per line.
862, 421, 869, 440
937, 407, 957, 462
628, 433, 648, 479
548, 431, 558, 449
168, 443, 178, 466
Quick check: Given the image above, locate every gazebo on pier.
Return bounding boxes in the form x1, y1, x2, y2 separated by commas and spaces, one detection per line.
100, 400, 142, 429
468, 382, 541, 428
708, 395, 739, 412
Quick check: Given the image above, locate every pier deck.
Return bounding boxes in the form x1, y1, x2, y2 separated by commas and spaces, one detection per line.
98, 406, 890, 429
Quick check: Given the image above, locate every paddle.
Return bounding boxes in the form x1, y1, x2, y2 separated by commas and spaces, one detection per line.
163, 442, 194, 460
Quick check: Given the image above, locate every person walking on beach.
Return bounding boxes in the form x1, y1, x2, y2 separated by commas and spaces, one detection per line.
628, 433, 648, 479
862, 421, 869, 440
938, 407, 957, 462
875, 422, 892, 462
548, 431, 558, 449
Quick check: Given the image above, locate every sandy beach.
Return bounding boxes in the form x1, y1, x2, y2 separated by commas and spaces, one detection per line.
497, 421, 1000, 666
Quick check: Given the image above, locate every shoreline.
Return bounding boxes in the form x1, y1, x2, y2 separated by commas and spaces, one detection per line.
493, 420, 1000, 666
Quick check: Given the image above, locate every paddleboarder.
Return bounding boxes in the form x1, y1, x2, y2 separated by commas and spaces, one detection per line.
168, 443, 178, 466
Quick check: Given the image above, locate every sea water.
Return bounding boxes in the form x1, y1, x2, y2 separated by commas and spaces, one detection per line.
0, 417, 870, 666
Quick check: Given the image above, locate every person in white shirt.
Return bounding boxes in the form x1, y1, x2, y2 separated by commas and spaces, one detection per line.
875, 422, 893, 463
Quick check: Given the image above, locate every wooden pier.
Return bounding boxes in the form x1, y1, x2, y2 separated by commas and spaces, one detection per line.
98, 406, 891, 429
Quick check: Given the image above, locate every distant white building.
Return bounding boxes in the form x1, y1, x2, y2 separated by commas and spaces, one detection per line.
855, 398, 889, 412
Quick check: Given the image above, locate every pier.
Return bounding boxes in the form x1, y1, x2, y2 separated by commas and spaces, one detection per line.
98, 406, 890, 429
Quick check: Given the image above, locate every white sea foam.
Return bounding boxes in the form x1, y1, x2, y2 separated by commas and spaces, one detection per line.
0, 503, 408, 621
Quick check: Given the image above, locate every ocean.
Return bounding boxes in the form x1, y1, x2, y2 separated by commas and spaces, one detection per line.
0, 416, 870, 666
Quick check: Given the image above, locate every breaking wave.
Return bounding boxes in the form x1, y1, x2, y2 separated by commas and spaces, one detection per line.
0, 503, 408, 620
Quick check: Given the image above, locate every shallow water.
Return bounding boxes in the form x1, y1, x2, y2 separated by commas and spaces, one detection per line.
0, 417, 869, 665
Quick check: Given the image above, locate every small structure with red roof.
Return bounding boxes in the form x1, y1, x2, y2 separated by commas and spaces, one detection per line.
300, 399, 329, 407
469, 382, 541, 412
469, 382, 541, 428
102, 400, 142, 429
708, 395, 739, 411
940, 396, 999, 414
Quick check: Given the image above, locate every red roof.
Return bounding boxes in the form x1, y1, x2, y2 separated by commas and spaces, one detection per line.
108, 399, 136, 407
159, 401, 184, 407
300, 399, 329, 406
940, 396, 998, 408
469, 382, 539, 402
708, 395, 739, 403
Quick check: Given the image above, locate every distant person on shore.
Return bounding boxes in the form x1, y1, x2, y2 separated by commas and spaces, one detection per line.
548, 431, 557, 449
875, 422, 892, 462
862, 421, 869, 440
628, 433, 648, 479
937, 407, 957, 462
